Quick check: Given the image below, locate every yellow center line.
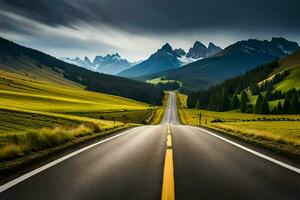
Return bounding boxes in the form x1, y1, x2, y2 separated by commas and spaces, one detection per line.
167, 134, 172, 147
161, 125, 175, 200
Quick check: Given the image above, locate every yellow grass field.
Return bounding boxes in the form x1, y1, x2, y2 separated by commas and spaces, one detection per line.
0, 67, 157, 163
177, 93, 300, 156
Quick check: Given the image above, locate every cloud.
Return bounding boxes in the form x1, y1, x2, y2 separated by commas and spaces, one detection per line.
0, 0, 299, 60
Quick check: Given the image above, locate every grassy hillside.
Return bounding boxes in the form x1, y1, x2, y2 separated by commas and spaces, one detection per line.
272, 50, 300, 91
0, 37, 164, 105
0, 69, 148, 112
187, 50, 300, 114
177, 93, 300, 156
0, 49, 162, 166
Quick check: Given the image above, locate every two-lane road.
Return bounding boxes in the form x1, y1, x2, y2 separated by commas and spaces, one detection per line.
1, 92, 299, 199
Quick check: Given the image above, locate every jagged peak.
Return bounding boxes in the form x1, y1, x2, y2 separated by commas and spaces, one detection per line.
160, 43, 173, 52
193, 41, 207, 48
208, 42, 222, 50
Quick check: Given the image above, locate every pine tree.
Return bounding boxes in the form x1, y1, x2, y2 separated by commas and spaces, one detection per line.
217, 89, 230, 111
260, 97, 270, 114
240, 91, 248, 113
232, 94, 240, 109
290, 93, 300, 114
283, 95, 291, 113
195, 101, 200, 109
254, 94, 263, 114
265, 90, 272, 101
276, 101, 283, 114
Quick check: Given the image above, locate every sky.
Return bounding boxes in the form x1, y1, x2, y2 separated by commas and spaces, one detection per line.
0, 0, 299, 62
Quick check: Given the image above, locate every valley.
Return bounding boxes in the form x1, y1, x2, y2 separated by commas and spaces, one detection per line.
1, 1, 300, 199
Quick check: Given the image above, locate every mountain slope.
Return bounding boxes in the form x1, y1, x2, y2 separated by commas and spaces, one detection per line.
118, 43, 182, 77
92, 53, 133, 75
60, 57, 92, 70
60, 53, 134, 75
142, 38, 299, 90
187, 49, 300, 113
0, 37, 163, 105
272, 50, 300, 91
186, 41, 222, 59
118, 42, 222, 78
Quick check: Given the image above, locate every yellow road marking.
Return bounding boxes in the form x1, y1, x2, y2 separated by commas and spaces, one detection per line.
161, 126, 175, 200
161, 149, 175, 200
167, 134, 172, 147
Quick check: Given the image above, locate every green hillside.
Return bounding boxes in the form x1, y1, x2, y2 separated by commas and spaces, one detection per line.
0, 37, 164, 105
0, 43, 162, 164
273, 50, 300, 91
0, 69, 148, 112
187, 49, 300, 114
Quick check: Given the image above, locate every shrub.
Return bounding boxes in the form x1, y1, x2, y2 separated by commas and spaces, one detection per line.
0, 123, 101, 161
211, 119, 224, 123
0, 144, 25, 161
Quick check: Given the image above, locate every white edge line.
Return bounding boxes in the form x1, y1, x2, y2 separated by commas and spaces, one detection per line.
192, 126, 300, 174
0, 126, 141, 193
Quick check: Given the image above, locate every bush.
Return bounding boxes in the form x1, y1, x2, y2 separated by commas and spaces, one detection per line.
211, 119, 224, 123
0, 144, 25, 161
0, 123, 101, 161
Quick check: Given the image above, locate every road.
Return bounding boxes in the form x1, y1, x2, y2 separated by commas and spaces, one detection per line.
1, 92, 299, 199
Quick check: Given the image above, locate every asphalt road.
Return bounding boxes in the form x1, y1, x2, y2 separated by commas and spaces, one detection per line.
0, 92, 299, 199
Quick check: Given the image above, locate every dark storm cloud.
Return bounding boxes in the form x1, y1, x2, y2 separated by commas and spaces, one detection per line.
0, 0, 300, 33
0, 0, 299, 61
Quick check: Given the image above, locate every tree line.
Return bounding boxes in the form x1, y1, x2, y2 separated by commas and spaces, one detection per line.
187, 61, 279, 110
0, 37, 164, 105
156, 81, 180, 91
252, 88, 300, 114
187, 60, 300, 114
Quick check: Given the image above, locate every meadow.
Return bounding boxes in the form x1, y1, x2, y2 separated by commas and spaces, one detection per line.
0, 67, 161, 166
177, 93, 300, 156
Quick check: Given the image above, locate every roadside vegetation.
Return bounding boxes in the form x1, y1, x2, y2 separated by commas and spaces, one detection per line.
150, 92, 169, 125
177, 93, 300, 157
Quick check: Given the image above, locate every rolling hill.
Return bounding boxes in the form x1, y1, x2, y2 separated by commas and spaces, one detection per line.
141, 37, 299, 91
0, 37, 164, 105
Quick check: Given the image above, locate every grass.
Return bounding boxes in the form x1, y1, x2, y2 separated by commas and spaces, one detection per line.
274, 67, 300, 91
177, 93, 300, 156
149, 92, 169, 125
146, 77, 180, 85
0, 106, 125, 161
69, 110, 154, 124
0, 124, 133, 172
0, 123, 99, 161
0, 69, 149, 112
0, 66, 157, 166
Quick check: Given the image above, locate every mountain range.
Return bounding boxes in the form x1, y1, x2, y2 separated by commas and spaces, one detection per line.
60, 53, 137, 75
140, 37, 299, 91
118, 41, 222, 77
